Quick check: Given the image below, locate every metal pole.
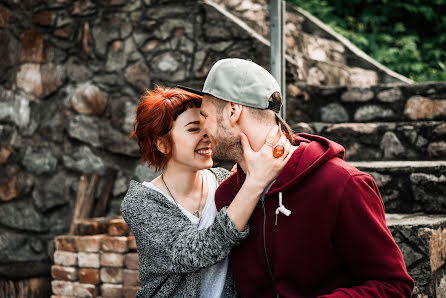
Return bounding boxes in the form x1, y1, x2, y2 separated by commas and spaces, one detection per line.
269, 0, 286, 120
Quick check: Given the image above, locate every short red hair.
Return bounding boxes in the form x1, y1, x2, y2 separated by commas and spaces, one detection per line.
130, 86, 202, 171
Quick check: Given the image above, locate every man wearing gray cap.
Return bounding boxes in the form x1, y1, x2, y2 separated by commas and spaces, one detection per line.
180, 58, 413, 297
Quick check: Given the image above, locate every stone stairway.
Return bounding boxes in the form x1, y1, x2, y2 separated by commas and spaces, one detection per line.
287, 83, 446, 297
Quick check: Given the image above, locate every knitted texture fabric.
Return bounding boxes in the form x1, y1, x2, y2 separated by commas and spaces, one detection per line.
121, 168, 248, 297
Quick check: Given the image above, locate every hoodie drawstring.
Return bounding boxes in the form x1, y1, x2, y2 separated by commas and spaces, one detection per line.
275, 192, 291, 225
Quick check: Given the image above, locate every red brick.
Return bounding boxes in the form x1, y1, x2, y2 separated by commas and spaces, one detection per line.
101, 236, 128, 253
123, 285, 139, 298
75, 218, 109, 235
73, 283, 98, 297
101, 283, 123, 298
127, 236, 137, 251
108, 218, 129, 236
78, 252, 100, 268
100, 267, 123, 284
51, 265, 78, 281
124, 253, 139, 270
55, 235, 78, 252
54, 251, 77, 266
51, 280, 75, 296
101, 252, 124, 267
76, 235, 104, 252
123, 269, 140, 286
78, 268, 99, 285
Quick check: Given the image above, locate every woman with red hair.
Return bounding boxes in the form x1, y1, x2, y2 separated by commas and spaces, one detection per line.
121, 86, 291, 297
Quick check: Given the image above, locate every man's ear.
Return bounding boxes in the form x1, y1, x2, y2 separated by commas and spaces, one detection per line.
228, 102, 243, 126
156, 137, 169, 155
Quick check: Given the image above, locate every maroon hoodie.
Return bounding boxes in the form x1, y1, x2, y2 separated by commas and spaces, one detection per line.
215, 134, 414, 297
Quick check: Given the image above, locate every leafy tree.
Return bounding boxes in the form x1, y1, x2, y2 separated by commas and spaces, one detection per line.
287, 0, 446, 81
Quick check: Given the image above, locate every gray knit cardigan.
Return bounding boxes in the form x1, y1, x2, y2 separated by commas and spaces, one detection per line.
120, 168, 249, 298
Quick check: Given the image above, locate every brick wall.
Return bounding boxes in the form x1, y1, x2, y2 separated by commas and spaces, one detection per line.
51, 218, 139, 298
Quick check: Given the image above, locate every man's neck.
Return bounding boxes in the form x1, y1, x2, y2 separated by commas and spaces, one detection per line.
237, 124, 282, 173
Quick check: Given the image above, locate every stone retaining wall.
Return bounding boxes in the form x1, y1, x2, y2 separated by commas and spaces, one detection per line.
295, 121, 446, 161
287, 83, 446, 123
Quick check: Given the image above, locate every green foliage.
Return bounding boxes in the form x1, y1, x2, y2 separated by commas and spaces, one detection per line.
287, 0, 446, 81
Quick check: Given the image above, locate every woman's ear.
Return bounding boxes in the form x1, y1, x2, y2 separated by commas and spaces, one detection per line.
228, 102, 243, 126
156, 137, 168, 155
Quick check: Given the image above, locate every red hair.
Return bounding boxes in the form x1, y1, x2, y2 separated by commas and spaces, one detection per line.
130, 86, 202, 171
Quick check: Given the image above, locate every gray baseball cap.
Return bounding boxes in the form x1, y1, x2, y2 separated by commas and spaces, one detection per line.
179, 58, 281, 113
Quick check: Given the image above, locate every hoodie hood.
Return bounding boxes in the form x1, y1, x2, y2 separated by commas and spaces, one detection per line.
236, 133, 345, 195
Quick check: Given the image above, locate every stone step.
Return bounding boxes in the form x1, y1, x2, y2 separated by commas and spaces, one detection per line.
286, 82, 446, 123
349, 161, 446, 214
386, 213, 446, 297
294, 121, 446, 161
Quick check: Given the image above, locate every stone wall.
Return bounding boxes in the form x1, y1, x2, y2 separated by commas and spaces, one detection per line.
0, 0, 278, 280
289, 83, 446, 161
211, 0, 412, 85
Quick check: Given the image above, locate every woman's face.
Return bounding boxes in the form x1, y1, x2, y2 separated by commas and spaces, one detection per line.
167, 107, 213, 171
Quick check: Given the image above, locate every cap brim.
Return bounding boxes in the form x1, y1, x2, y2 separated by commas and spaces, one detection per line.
177, 85, 204, 96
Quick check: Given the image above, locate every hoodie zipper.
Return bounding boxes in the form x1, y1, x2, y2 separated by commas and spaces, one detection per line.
261, 197, 278, 297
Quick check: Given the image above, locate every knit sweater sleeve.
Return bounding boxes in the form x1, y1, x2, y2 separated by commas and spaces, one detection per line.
121, 179, 248, 274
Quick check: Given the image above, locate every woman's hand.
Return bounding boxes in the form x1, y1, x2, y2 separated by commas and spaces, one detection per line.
240, 125, 292, 188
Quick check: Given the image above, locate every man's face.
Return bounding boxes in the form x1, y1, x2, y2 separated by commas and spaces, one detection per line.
201, 95, 241, 163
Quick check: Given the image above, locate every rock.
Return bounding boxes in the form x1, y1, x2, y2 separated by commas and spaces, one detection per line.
16, 63, 66, 98
141, 40, 159, 52
40, 113, 65, 143
91, 19, 120, 57
71, 83, 107, 115
72, 0, 96, 15
411, 173, 446, 184
32, 11, 53, 26
320, 103, 348, 122
0, 31, 19, 83
404, 96, 446, 120
0, 232, 48, 264
18, 30, 47, 64
307, 67, 326, 85
0, 145, 13, 164
62, 146, 106, 174
152, 52, 188, 81
67, 115, 139, 156
380, 132, 405, 159
123, 102, 137, 134
368, 172, 392, 188
325, 123, 378, 135
0, 201, 46, 232
377, 88, 402, 102
134, 164, 159, 182
348, 67, 378, 87
0, 95, 30, 128
433, 123, 446, 136
66, 57, 92, 82
341, 88, 374, 102
125, 62, 151, 92
0, 8, 10, 28
415, 136, 428, 148
105, 40, 127, 72
292, 122, 314, 134
32, 172, 71, 212
112, 171, 129, 197
0, 175, 17, 201
21, 147, 58, 175
354, 105, 395, 122
67, 115, 101, 147
410, 173, 446, 210
427, 142, 446, 158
